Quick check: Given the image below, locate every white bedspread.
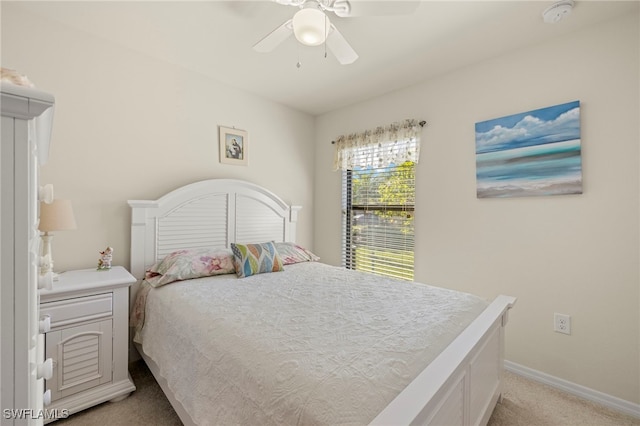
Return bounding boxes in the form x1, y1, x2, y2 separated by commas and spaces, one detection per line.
134, 262, 488, 425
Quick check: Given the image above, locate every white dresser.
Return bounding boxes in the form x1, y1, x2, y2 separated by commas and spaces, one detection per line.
39, 267, 136, 420
1, 83, 55, 425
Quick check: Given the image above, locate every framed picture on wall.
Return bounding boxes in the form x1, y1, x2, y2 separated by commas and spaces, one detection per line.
219, 126, 248, 166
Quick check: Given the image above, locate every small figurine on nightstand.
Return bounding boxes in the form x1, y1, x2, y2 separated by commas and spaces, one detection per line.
97, 246, 113, 270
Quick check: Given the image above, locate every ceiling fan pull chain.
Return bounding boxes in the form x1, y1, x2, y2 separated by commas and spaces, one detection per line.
324, 12, 328, 59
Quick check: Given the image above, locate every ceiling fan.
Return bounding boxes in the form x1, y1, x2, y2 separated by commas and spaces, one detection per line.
252, 0, 420, 65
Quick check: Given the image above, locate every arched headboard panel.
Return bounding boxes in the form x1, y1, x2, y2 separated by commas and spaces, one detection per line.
128, 179, 301, 280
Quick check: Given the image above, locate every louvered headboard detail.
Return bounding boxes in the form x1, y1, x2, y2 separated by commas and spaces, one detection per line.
156, 194, 229, 260
128, 179, 301, 281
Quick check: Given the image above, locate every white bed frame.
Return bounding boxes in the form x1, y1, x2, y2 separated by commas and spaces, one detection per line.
128, 178, 516, 426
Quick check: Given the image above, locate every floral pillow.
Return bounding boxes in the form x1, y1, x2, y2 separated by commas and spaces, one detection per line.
231, 241, 284, 278
274, 242, 320, 265
145, 247, 235, 287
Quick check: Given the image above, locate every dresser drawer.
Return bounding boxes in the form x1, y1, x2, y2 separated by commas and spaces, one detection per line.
40, 293, 113, 329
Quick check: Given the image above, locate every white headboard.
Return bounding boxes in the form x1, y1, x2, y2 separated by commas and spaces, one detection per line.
128, 179, 301, 280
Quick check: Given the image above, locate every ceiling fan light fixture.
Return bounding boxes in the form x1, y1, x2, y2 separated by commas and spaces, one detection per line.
292, 7, 331, 46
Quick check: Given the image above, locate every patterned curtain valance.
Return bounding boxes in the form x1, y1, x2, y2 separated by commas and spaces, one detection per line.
332, 119, 422, 171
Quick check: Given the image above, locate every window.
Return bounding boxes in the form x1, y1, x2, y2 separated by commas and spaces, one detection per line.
342, 161, 415, 280
334, 119, 421, 281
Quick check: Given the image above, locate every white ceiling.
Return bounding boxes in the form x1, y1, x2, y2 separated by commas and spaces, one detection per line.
12, 0, 639, 115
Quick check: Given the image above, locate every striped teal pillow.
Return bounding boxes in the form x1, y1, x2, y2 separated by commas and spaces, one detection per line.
231, 241, 284, 278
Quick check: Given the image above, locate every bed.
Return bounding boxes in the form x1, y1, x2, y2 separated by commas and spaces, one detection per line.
128, 178, 516, 426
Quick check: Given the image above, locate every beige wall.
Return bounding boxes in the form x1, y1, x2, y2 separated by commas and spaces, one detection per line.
314, 13, 639, 404
1, 4, 316, 273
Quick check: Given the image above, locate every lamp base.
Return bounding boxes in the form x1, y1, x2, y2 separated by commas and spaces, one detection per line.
40, 233, 55, 277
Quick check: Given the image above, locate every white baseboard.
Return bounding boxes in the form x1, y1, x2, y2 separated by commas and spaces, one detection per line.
504, 361, 640, 419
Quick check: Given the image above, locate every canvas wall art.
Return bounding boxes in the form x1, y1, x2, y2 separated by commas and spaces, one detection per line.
475, 100, 582, 198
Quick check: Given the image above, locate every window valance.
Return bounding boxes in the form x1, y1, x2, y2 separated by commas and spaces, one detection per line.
333, 119, 422, 171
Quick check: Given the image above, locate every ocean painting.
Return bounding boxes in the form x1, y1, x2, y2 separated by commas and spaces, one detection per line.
475, 101, 582, 198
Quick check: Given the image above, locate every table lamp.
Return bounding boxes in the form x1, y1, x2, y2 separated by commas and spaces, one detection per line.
39, 199, 77, 277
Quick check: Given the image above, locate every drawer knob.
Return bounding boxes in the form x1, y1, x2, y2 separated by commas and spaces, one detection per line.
43, 389, 51, 407
39, 315, 51, 333
37, 358, 53, 380
38, 272, 53, 290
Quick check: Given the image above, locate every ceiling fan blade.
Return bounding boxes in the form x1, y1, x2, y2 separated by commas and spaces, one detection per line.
332, 0, 420, 18
253, 19, 293, 53
326, 25, 358, 65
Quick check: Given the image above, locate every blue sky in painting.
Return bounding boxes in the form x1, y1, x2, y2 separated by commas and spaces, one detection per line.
476, 100, 580, 154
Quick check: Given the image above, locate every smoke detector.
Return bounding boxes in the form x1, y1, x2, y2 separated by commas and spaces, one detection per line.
542, 0, 574, 24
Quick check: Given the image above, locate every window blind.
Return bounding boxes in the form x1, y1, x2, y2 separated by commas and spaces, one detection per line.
335, 119, 420, 281
342, 161, 415, 281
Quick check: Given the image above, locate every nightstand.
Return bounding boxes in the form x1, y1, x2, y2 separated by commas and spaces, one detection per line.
39, 266, 136, 421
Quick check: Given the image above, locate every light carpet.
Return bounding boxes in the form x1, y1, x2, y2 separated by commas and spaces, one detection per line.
54, 360, 639, 425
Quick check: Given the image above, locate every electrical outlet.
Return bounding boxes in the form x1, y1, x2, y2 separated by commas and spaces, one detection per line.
554, 313, 571, 335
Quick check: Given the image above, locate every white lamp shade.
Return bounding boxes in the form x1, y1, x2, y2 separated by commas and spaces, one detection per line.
292, 8, 331, 46
39, 199, 77, 232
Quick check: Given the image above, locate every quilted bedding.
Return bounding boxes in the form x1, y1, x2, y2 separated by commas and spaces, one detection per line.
132, 262, 488, 425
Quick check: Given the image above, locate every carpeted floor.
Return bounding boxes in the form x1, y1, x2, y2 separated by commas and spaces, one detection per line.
488, 372, 639, 426
54, 360, 639, 426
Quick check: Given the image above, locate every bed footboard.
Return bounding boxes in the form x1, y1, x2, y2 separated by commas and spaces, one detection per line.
370, 295, 516, 426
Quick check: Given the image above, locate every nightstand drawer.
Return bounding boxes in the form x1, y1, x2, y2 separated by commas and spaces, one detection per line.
41, 293, 113, 329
